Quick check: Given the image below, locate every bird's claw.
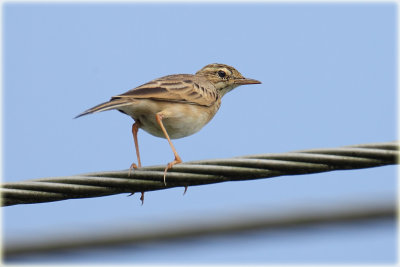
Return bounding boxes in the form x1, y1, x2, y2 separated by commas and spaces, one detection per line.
140, 191, 144, 205
128, 163, 138, 177
163, 157, 182, 186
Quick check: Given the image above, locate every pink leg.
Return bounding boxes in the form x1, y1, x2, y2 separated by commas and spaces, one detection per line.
155, 113, 182, 185
129, 121, 142, 176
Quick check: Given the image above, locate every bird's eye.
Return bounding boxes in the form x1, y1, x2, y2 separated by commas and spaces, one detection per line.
218, 70, 226, 78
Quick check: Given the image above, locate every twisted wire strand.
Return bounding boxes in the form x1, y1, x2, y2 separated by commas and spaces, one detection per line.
2, 141, 398, 207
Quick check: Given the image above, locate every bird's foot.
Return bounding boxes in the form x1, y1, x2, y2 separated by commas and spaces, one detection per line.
163, 156, 182, 186
128, 162, 139, 177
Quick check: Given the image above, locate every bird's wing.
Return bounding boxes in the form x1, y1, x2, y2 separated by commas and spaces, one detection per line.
112, 74, 219, 107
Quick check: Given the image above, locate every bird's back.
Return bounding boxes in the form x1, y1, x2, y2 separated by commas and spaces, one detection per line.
113, 74, 220, 107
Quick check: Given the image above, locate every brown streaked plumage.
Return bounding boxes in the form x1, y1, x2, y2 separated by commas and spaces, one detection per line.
76, 63, 261, 188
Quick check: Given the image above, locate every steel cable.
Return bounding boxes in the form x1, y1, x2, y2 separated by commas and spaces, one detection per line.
4, 201, 394, 258
1, 141, 398, 207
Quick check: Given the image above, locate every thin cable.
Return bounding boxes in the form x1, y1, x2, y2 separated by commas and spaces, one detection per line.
1, 141, 398, 206
4, 201, 394, 258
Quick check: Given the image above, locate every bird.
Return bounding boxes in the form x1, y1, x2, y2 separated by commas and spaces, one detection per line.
76, 63, 261, 186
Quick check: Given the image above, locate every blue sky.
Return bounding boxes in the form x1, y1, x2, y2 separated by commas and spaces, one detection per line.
2, 2, 397, 264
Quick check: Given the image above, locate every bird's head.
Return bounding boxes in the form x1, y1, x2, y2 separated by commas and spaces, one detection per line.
196, 63, 261, 97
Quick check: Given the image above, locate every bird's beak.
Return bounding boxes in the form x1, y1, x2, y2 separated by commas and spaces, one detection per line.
234, 78, 262, 85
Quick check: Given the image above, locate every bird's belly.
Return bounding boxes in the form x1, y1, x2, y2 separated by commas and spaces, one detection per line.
118, 99, 219, 139
142, 113, 208, 139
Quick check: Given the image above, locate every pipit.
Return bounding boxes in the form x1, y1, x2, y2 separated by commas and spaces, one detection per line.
76, 63, 261, 186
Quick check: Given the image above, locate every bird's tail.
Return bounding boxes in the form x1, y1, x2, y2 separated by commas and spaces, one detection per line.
75, 98, 132, 118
